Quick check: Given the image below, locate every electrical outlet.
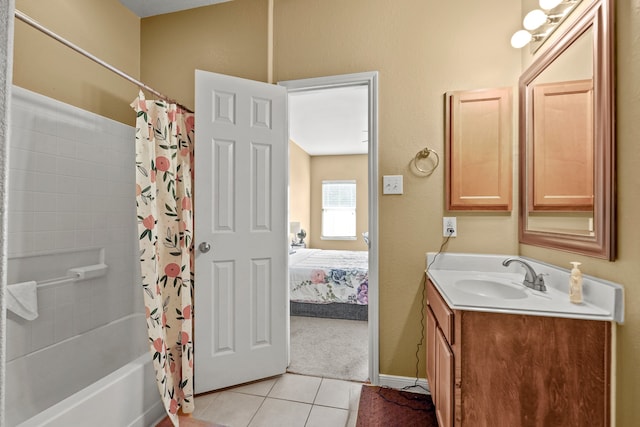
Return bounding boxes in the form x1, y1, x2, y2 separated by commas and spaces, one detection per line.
443, 217, 457, 237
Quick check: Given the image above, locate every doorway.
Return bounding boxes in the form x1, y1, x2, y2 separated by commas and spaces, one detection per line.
279, 72, 379, 384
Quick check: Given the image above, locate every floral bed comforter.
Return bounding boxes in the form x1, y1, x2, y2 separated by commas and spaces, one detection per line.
289, 249, 368, 305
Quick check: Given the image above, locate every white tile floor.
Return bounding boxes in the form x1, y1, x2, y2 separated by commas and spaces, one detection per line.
193, 373, 363, 427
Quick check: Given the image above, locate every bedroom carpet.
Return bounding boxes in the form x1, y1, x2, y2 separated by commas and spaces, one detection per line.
356, 385, 436, 427
288, 316, 368, 382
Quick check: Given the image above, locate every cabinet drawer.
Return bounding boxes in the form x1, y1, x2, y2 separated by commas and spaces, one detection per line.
427, 279, 454, 344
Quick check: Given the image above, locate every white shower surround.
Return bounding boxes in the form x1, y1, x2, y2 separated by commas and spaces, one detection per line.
7, 314, 163, 427
1, 2, 17, 424
4, 86, 153, 424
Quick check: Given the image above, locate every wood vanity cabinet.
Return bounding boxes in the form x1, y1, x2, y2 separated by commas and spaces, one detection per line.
426, 279, 611, 427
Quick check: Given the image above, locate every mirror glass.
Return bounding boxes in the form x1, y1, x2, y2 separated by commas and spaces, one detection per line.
519, 0, 615, 259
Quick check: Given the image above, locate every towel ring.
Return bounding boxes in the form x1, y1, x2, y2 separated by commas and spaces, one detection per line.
413, 147, 439, 175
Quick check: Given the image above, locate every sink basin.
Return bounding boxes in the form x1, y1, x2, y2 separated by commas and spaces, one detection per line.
426, 252, 624, 322
454, 279, 528, 300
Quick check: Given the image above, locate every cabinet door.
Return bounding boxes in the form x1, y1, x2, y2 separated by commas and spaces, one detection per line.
530, 79, 594, 211
435, 327, 454, 427
446, 87, 513, 211
426, 306, 437, 402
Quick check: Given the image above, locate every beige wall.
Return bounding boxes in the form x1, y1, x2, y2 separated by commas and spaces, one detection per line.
13, 0, 140, 124
289, 146, 368, 251
273, 0, 521, 377
289, 140, 311, 245
140, 0, 269, 111
9, 0, 640, 424
309, 154, 368, 251
611, 3, 640, 423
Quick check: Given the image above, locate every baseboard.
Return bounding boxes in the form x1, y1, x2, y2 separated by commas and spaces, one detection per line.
142, 401, 168, 427
377, 374, 430, 395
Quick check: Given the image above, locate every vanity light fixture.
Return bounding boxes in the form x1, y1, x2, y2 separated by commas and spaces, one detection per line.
511, 30, 533, 49
523, 9, 547, 31
510, 0, 582, 52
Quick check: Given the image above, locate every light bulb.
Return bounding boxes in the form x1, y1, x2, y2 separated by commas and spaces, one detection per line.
539, 0, 563, 10
523, 9, 548, 31
511, 30, 533, 49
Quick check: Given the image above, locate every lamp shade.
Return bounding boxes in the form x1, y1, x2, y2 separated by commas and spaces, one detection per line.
539, 0, 563, 10
290, 221, 301, 234
511, 30, 533, 48
523, 9, 547, 30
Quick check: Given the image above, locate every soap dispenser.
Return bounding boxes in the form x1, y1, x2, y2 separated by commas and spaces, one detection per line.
569, 262, 583, 304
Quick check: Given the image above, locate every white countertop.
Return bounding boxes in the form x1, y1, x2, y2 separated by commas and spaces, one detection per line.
426, 252, 624, 323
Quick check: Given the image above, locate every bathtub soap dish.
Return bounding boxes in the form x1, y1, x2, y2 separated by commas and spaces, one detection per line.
68, 263, 108, 281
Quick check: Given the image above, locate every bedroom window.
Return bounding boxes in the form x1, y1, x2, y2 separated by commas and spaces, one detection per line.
322, 180, 356, 239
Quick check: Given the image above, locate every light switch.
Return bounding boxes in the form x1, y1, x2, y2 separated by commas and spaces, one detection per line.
383, 175, 403, 195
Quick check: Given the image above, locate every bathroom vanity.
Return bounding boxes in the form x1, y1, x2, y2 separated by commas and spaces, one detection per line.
425, 253, 623, 427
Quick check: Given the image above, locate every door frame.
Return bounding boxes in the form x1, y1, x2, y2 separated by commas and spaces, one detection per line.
278, 71, 379, 385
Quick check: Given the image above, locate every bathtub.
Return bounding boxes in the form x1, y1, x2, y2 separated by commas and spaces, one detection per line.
6, 314, 165, 427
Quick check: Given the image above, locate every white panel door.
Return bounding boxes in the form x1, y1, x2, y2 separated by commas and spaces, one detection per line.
194, 70, 288, 393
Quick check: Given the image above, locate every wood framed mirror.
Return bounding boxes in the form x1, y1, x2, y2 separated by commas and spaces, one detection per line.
518, 0, 615, 260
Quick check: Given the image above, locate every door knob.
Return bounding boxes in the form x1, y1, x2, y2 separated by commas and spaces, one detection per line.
199, 242, 211, 253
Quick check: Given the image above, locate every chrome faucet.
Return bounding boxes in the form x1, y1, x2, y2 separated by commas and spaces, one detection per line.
502, 258, 547, 291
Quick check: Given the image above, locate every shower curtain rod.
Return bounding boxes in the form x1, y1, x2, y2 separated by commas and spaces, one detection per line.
14, 9, 194, 113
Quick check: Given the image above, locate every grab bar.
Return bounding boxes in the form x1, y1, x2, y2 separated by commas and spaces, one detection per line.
12, 263, 109, 289
36, 275, 78, 288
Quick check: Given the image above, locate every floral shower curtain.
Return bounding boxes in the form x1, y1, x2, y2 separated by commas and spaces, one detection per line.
132, 92, 195, 425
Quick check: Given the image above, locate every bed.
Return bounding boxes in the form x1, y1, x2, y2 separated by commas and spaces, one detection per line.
289, 248, 368, 321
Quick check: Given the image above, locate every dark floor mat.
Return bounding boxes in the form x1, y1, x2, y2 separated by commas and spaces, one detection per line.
356, 385, 437, 427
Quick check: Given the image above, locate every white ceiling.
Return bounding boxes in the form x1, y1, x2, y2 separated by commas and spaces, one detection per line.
119, 0, 232, 17
289, 85, 369, 156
